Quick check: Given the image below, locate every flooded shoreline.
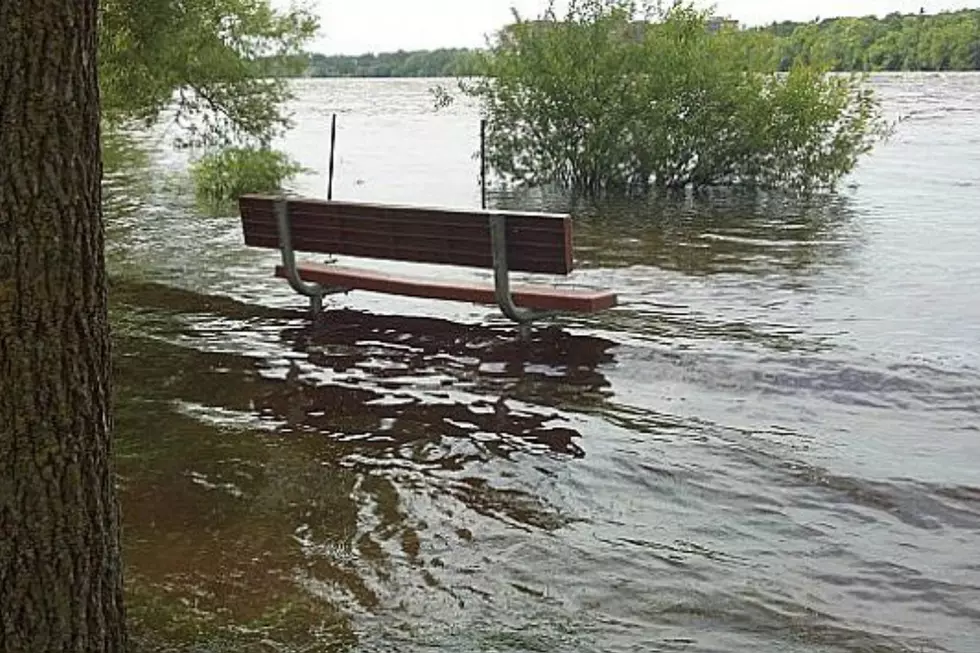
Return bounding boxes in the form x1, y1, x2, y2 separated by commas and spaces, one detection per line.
110, 74, 980, 652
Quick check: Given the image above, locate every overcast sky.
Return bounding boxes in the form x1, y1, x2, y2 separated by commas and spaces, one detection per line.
280, 0, 976, 54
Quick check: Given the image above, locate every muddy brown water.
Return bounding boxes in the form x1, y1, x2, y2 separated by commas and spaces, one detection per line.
105, 74, 980, 652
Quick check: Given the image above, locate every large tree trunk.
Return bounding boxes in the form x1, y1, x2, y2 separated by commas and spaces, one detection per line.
0, 1, 128, 651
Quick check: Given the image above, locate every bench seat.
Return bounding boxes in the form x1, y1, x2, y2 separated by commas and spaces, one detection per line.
276, 263, 617, 313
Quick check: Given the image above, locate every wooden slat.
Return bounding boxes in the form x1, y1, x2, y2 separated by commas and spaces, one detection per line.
240, 194, 574, 275
277, 263, 618, 313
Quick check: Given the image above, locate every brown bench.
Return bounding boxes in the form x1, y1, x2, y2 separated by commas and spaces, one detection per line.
238, 194, 617, 324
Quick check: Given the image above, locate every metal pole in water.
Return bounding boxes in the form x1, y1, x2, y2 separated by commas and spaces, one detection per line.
480, 118, 487, 210
327, 113, 337, 201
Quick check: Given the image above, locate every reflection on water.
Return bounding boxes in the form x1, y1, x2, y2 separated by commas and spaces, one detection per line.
115, 292, 614, 650
497, 187, 862, 276
109, 74, 980, 652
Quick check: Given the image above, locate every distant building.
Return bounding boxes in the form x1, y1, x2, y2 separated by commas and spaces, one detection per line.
706, 16, 740, 33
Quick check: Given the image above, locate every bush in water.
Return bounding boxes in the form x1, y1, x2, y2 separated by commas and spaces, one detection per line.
191, 147, 308, 209
464, 0, 891, 195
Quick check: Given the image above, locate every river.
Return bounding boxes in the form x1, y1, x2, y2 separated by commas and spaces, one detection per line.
105, 74, 980, 652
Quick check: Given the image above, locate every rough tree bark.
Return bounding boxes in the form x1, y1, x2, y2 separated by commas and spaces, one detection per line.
0, 0, 128, 651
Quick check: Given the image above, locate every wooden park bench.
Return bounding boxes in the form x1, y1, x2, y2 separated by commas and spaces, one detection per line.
238, 194, 617, 324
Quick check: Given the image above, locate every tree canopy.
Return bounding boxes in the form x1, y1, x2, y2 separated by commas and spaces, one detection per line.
762, 9, 980, 72
98, 0, 319, 205
101, 0, 318, 148
294, 8, 980, 78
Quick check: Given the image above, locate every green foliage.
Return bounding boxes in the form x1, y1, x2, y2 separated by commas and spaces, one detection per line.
303, 49, 483, 77
290, 9, 980, 79
190, 147, 309, 209
100, 0, 318, 147
758, 9, 980, 72
462, 0, 889, 194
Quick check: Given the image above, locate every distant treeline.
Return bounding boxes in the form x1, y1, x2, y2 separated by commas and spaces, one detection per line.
762, 8, 980, 71
304, 49, 482, 77
293, 9, 980, 77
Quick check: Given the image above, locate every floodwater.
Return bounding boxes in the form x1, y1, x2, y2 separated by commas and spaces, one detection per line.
106, 75, 980, 652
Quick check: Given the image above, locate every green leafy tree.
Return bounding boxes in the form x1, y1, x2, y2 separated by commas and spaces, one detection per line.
101, 0, 318, 147
463, 0, 889, 195
297, 8, 980, 79
2, 2, 317, 647
760, 8, 980, 72
100, 0, 318, 203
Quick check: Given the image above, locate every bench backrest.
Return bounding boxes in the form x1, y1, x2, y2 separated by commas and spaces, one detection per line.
239, 195, 574, 275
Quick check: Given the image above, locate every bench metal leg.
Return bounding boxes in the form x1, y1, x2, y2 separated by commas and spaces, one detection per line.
489, 214, 553, 326
275, 198, 344, 318
309, 293, 323, 316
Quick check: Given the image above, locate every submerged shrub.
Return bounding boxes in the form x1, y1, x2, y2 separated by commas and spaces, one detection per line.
464, 0, 891, 194
191, 146, 308, 208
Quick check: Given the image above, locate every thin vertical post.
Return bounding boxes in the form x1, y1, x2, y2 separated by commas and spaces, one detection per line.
480, 118, 487, 210
327, 113, 337, 200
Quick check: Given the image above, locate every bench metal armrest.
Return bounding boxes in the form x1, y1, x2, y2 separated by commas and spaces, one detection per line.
489, 213, 554, 326
275, 198, 335, 314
